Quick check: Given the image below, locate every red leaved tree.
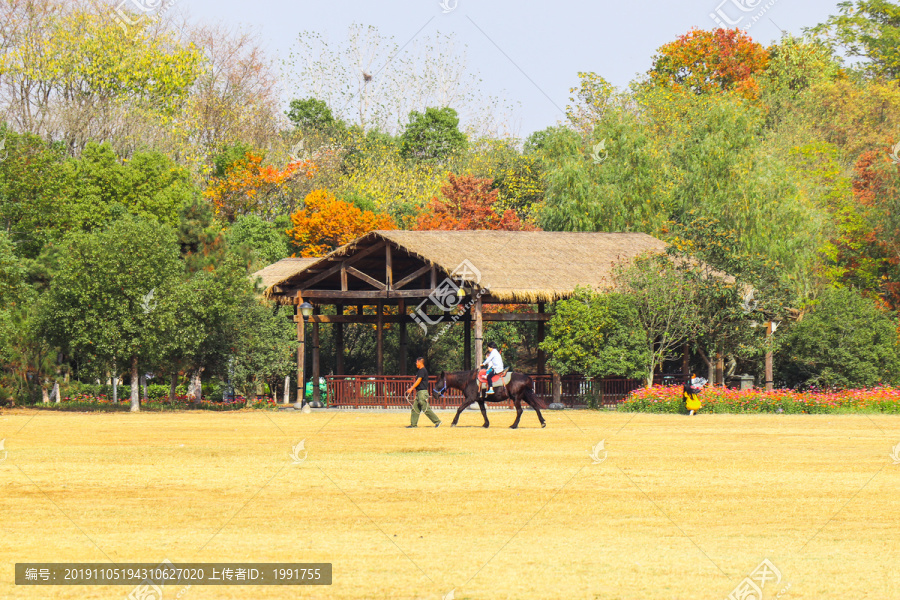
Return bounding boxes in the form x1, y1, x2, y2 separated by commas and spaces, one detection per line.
649, 28, 770, 99
415, 173, 537, 231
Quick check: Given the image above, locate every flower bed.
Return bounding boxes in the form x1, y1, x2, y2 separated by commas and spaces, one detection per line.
621, 385, 900, 414
41, 394, 279, 411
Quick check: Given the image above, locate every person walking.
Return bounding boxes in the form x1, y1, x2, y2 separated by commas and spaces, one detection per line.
405, 357, 441, 428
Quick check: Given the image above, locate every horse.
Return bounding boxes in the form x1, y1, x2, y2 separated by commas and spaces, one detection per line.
433, 369, 547, 429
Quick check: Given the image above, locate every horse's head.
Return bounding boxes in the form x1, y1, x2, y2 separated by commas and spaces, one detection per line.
433, 371, 448, 398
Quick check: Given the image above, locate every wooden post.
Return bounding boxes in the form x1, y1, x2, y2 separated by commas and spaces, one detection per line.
537, 302, 546, 375
385, 245, 393, 289
765, 321, 774, 391
463, 306, 472, 371
312, 307, 320, 404
474, 296, 484, 367
552, 371, 561, 406
296, 294, 305, 407
335, 304, 344, 375
398, 299, 408, 375
376, 301, 384, 376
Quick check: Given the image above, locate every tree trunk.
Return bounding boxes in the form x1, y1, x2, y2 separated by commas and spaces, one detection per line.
140, 373, 148, 401
112, 364, 118, 404
697, 348, 715, 385
51, 381, 60, 404
169, 372, 178, 404
715, 343, 725, 387
188, 368, 203, 403
284, 375, 291, 404
130, 357, 140, 412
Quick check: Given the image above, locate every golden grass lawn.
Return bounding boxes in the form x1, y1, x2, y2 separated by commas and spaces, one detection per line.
1, 407, 898, 600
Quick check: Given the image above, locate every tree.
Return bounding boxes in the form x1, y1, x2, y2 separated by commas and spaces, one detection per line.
61, 142, 194, 233
0, 128, 67, 259
203, 149, 317, 222
810, 0, 900, 80
0, 2, 204, 153
540, 288, 649, 380
400, 107, 467, 162
287, 189, 395, 257
287, 25, 513, 136
647, 28, 770, 99
415, 173, 534, 231
41, 217, 183, 411
615, 254, 700, 386
286, 97, 344, 133
225, 214, 290, 271
776, 287, 900, 389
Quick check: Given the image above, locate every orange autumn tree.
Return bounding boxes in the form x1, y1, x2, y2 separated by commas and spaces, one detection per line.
416, 173, 536, 231
649, 28, 770, 99
204, 151, 317, 222
288, 189, 396, 257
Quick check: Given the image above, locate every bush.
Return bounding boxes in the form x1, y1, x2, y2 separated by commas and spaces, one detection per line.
775, 288, 900, 389
621, 385, 900, 414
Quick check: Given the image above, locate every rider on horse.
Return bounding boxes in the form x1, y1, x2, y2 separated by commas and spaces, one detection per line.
481, 341, 504, 395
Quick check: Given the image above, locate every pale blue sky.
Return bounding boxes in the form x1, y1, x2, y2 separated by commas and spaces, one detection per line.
179, 0, 840, 136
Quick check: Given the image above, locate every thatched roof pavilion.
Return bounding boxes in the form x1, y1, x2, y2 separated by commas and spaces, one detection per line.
259, 230, 672, 404
251, 257, 319, 292
262, 230, 668, 304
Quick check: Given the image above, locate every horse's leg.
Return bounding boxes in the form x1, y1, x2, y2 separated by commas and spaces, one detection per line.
510, 395, 524, 429
451, 397, 476, 426
522, 389, 547, 428
478, 399, 489, 428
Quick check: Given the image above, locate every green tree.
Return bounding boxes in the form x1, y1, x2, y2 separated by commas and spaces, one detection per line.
286, 97, 344, 133
62, 143, 193, 232
225, 214, 290, 271
540, 288, 649, 380
41, 217, 183, 411
776, 287, 900, 388
616, 254, 700, 386
0, 128, 67, 259
400, 107, 467, 162
810, 0, 900, 80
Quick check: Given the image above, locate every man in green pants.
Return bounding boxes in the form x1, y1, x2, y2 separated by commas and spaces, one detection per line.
405, 357, 441, 428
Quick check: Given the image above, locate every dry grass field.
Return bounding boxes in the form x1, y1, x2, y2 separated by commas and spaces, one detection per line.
1, 407, 899, 600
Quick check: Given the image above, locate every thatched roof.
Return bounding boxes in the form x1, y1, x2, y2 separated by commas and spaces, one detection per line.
262, 230, 671, 303
252, 257, 319, 292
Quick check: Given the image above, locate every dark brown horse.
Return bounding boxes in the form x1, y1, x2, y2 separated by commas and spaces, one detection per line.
433, 370, 547, 429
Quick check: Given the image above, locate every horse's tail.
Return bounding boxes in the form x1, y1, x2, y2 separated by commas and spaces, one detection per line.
523, 385, 547, 409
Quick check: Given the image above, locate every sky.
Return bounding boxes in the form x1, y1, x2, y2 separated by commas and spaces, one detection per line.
173, 0, 841, 137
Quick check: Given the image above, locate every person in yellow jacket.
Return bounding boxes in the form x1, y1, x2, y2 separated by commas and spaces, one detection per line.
683, 375, 705, 416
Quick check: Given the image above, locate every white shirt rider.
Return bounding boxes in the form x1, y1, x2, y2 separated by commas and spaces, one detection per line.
482, 346, 504, 394
483, 348, 504, 372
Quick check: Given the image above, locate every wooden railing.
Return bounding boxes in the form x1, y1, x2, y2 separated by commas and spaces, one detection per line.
324, 375, 643, 409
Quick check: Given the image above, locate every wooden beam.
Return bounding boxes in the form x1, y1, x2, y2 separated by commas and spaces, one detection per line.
376, 301, 384, 376
430, 264, 436, 289
298, 242, 385, 290
336, 304, 344, 375
399, 299, 407, 376
475, 296, 483, 367
340, 264, 348, 291
537, 302, 546, 375
297, 289, 435, 299
296, 313, 553, 324
393, 265, 430, 290
464, 307, 471, 371
311, 307, 320, 403
296, 292, 305, 407
346, 266, 387, 290
386, 245, 393, 290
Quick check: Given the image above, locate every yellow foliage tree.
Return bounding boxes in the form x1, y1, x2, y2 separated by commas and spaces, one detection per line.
288, 189, 396, 257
